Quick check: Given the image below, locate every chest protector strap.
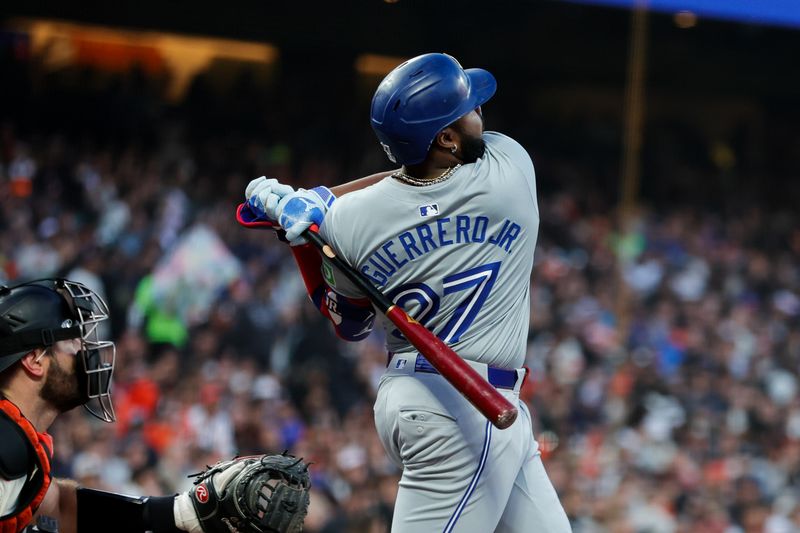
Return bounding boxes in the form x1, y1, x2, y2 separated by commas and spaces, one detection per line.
0, 400, 53, 533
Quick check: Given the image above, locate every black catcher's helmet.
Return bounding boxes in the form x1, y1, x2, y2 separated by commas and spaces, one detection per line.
0, 279, 116, 422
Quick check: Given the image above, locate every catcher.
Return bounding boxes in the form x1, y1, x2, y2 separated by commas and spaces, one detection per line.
0, 279, 310, 533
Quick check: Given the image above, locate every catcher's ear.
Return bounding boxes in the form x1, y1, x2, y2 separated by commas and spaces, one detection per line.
19, 349, 48, 378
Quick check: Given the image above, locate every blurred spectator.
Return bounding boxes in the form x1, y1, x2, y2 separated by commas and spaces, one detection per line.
1, 50, 799, 532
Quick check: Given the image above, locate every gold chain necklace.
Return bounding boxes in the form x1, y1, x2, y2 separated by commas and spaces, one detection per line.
392, 164, 462, 186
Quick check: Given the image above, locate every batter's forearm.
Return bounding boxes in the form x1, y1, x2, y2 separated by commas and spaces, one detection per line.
330, 170, 395, 196
290, 244, 375, 341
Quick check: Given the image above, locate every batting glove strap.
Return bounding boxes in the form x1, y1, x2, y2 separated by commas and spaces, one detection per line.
309, 186, 336, 208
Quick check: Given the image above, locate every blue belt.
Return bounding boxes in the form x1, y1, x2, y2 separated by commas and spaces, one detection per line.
413, 354, 520, 390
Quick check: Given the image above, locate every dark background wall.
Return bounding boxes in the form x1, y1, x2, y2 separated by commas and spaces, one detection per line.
2, 0, 798, 209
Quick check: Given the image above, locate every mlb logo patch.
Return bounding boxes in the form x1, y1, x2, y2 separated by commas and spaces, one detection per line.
418, 204, 439, 217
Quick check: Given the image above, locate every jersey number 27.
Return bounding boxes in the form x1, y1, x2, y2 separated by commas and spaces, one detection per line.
387, 262, 501, 344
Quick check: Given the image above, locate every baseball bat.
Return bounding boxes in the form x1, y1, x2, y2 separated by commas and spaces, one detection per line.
304, 226, 518, 430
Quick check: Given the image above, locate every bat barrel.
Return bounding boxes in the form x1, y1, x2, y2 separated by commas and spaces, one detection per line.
388, 305, 518, 429
496, 409, 518, 430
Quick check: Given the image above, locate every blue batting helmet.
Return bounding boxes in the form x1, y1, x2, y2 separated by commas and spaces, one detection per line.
370, 53, 497, 166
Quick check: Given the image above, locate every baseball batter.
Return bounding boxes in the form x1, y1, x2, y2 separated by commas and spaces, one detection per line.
242, 53, 571, 532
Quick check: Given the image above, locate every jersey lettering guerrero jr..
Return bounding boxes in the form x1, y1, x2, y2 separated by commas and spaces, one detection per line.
320, 132, 538, 369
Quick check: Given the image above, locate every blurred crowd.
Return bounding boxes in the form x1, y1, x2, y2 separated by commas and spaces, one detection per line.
2, 56, 800, 533
0, 118, 399, 532
532, 196, 800, 533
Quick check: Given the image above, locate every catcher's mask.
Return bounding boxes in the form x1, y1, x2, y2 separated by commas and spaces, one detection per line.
0, 278, 116, 422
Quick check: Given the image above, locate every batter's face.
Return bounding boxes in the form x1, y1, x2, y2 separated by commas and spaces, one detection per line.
452, 107, 486, 163
40, 338, 87, 413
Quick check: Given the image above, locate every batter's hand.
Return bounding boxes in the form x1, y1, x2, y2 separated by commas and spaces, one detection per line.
245, 177, 295, 221
276, 186, 335, 244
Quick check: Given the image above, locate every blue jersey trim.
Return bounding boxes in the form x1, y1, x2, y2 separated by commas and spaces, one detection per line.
443, 420, 493, 533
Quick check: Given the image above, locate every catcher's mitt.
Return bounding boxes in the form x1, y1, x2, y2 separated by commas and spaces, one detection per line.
188, 453, 311, 533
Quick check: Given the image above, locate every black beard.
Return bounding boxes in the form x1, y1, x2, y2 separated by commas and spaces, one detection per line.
460, 134, 486, 164
41, 352, 86, 413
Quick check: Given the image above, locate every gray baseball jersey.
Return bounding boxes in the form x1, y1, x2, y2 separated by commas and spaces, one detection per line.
319, 132, 570, 533
320, 132, 538, 370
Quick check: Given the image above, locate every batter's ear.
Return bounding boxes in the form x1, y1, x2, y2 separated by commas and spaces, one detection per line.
434, 127, 458, 152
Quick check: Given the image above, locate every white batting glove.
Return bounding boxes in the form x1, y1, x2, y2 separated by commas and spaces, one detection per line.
276, 186, 336, 244
245, 176, 295, 221
173, 460, 248, 532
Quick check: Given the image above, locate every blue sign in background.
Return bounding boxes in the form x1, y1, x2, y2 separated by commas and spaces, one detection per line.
569, 0, 800, 29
